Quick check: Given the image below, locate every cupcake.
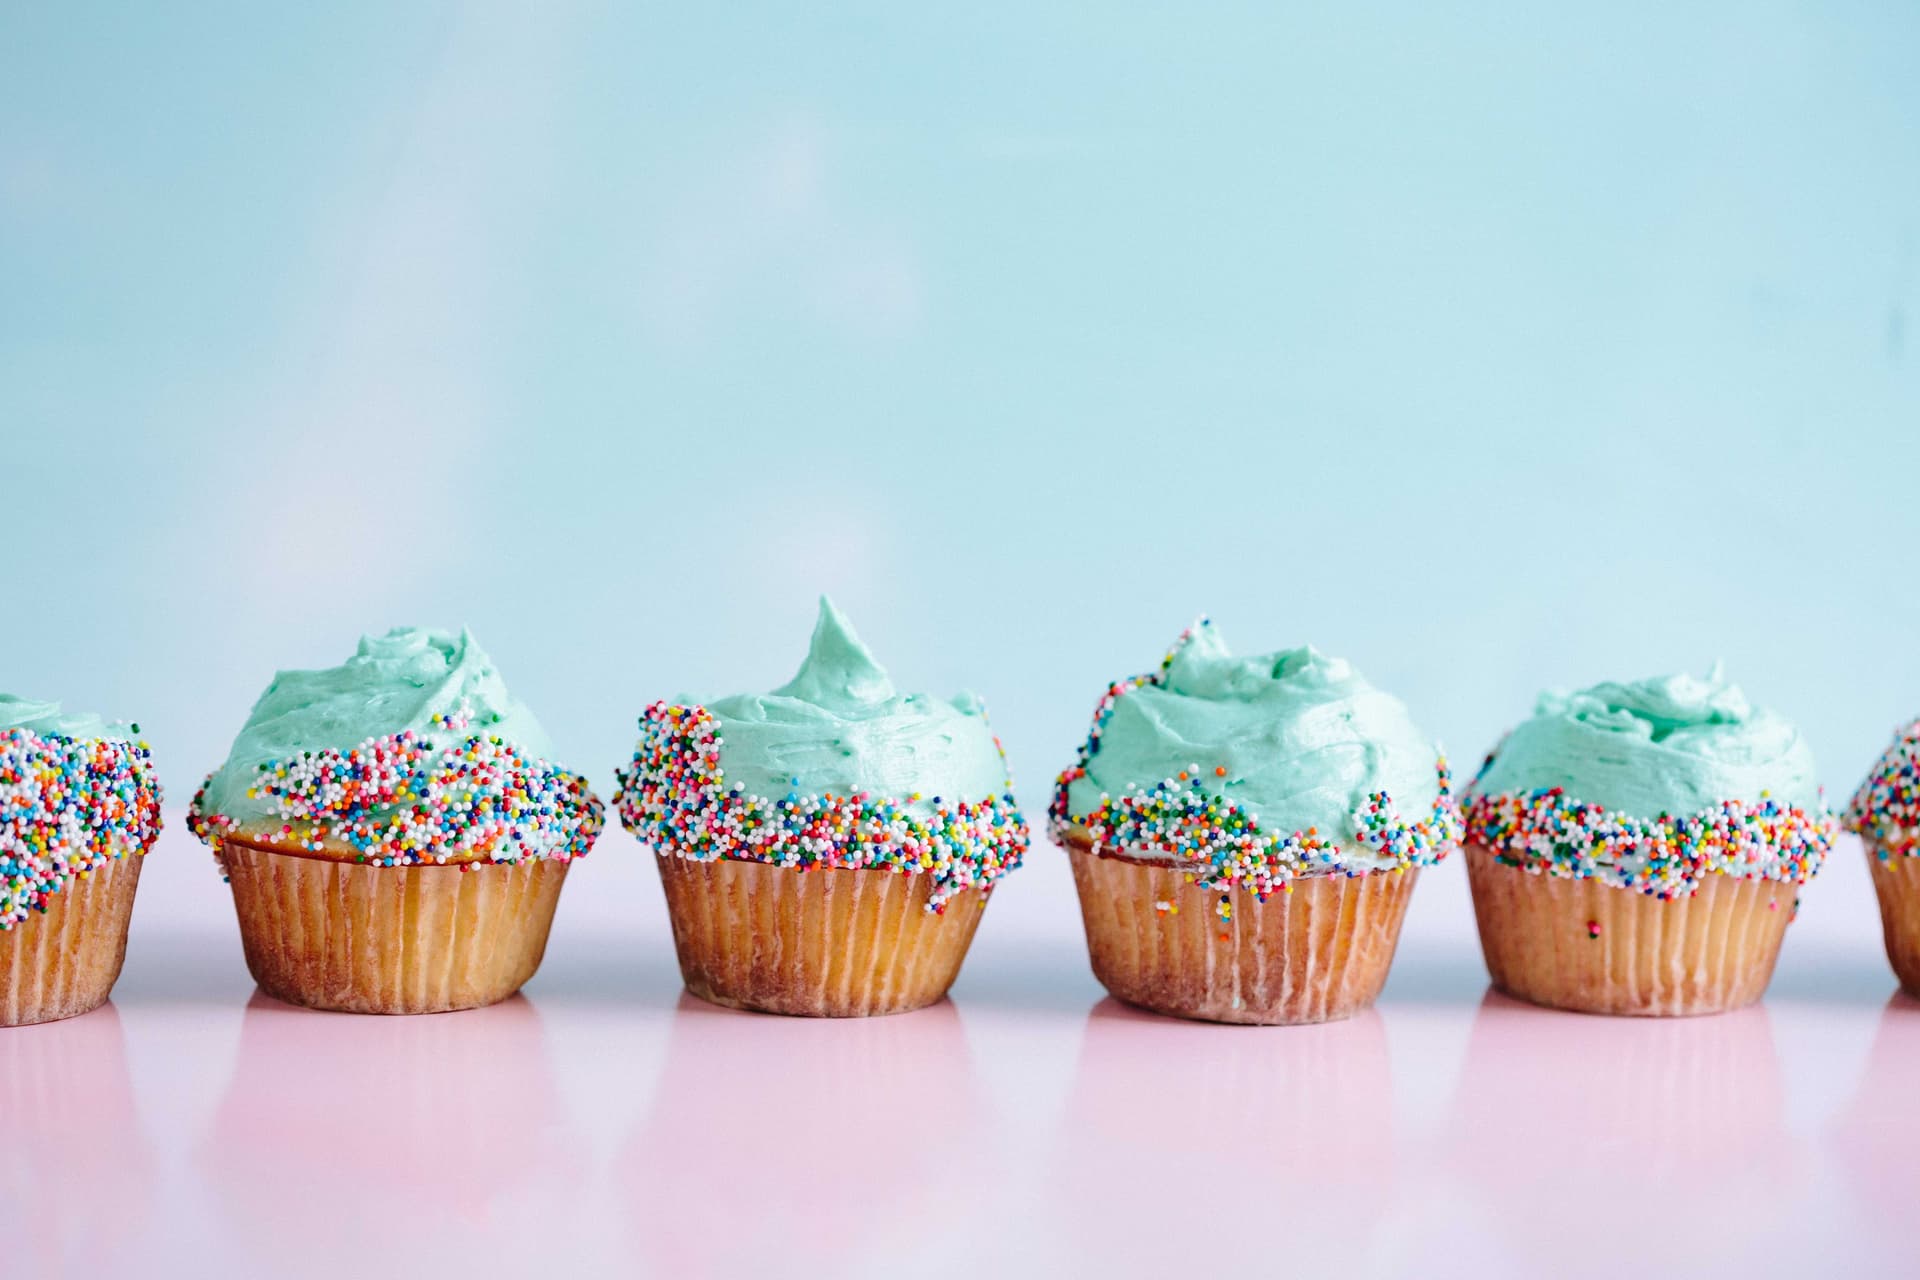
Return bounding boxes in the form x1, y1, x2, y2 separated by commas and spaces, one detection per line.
1463, 666, 1833, 1016
189, 628, 603, 1014
615, 598, 1027, 1017
1050, 620, 1459, 1025
1844, 719, 1920, 995
0, 696, 162, 1025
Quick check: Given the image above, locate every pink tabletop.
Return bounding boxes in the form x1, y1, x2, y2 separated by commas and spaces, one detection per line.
3, 823, 1912, 1279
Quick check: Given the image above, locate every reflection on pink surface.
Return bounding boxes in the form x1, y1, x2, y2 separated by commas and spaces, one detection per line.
0, 1004, 153, 1276
1830, 993, 1920, 1221
198, 994, 582, 1275
620, 994, 988, 1278
1057, 1000, 1395, 1268
1441, 993, 1797, 1275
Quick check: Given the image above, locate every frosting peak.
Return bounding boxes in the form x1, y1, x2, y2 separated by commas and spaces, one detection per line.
1162, 625, 1354, 700
772, 598, 895, 710
697, 598, 1011, 808
1471, 666, 1820, 819
1546, 663, 1752, 743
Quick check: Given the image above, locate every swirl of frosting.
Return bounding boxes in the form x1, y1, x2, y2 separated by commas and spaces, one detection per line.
1052, 620, 1456, 881
1470, 666, 1820, 818
699, 597, 1014, 810
0, 693, 139, 742
191, 628, 600, 866
1, 695, 162, 930
614, 598, 1027, 910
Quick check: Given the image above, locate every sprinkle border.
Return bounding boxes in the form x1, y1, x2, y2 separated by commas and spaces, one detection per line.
2, 727, 163, 931
1463, 786, 1834, 898
1846, 717, 1920, 858
187, 710, 603, 873
613, 701, 1029, 913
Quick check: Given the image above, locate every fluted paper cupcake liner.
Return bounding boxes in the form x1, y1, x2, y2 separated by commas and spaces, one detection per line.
1063, 833, 1417, 1025
1866, 843, 1920, 997
1465, 842, 1793, 1016
654, 855, 989, 1017
222, 837, 567, 1015
1, 853, 143, 1027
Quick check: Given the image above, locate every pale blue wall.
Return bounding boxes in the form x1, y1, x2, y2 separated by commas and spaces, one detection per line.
4, 3, 1918, 813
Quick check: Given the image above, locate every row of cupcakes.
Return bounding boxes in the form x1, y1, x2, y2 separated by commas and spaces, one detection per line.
5, 598, 1919, 1026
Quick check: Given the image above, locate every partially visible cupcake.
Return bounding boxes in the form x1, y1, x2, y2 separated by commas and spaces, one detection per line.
616, 598, 1028, 1017
1050, 620, 1458, 1025
189, 628, 603, 1014
1464, 666, 1833, 1017
1845, 719, 1920, 995
1, 695, 162, 1025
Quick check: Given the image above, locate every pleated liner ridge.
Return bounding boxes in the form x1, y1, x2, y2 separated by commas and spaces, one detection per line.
1866, 844, 1920, 997
1465, 843, 1794, 1017
1063, 831, 1416, 1026
654, 855, 991, 1017
221, 837, 567, 1015
1, 853, 143, 1027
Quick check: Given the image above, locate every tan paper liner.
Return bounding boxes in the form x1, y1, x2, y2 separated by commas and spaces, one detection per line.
654, 854, 990, 1017
1, 852, 143, 1027
1464, 842, 1793, 1016
1062, 831, 1417, 1025
1865, 843, 1920, 997
221, 837, 567, 1015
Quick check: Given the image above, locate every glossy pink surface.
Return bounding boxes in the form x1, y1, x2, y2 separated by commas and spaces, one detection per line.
4, 825, 1916, 1278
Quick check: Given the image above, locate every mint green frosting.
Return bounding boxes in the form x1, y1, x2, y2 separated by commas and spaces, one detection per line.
200, 627, 558, 827
1471, 665, 1820, 818
0, 693, 136, 742
1063, 622, 1442, 866
702, 598, 1012, 809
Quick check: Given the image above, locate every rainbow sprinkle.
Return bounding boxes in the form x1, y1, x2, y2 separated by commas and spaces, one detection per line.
1, 727, 162, 931
1057, 763, 1461, 898
1048, 620, 1461, 897
613, 702, 1029, 913
1846, 717, 1920, 858
188, 708, 602, 870
1462, 787, 1833, 897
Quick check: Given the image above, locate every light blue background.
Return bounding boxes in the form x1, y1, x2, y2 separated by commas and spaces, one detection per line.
4, 3, 1918, 816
